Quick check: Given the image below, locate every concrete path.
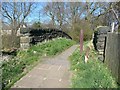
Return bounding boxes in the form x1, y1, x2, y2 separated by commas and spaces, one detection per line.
12, 45, 78, 88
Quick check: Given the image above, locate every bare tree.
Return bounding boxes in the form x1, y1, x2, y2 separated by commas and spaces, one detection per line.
54, 2, 65, 30
43, 2, 67, 30
42, 2, 119, 31
2, 2, 35, 33
43, 2, 56, 28
91, 2, 120, 30
2, 2, 35, 49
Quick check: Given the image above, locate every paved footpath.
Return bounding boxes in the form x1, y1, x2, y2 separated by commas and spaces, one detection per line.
12, 45, 78, 88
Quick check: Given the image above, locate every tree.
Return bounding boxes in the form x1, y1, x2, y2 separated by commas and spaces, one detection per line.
41, 2, 119, 41
86, 2, 120, 30
108, 2, 120, 30
43, 2, 56, 28
2, 2, 35, 33
2, 2, 35, 49
32, 21, 41, 29
54, 2, 65, 30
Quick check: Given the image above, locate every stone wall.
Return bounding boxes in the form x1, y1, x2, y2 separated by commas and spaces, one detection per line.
93, 26, 110, 61
105, 32, 120, 84
1, 30, 12, 35
93, 26, 120, 84
20, 34, 31, 50
19, 28, 72, 50
29, 29, 72, 44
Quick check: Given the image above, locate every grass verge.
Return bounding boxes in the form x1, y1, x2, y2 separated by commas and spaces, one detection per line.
2, 38, 75, 90
69, 41, 117, 88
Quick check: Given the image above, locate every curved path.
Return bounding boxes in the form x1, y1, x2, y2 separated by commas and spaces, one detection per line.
12, 45, 78, 88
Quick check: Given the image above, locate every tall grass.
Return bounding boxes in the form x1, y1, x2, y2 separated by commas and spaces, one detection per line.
69, 42, 117, 88
2, 38, 75, 90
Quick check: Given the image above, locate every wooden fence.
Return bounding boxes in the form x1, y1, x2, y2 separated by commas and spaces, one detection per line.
105, 32, 120, 84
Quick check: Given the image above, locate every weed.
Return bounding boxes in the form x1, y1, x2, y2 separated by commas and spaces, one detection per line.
69, 42, 117, 88
2, 38, 75, 90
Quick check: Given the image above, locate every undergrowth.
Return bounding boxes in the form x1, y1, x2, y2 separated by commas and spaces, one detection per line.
2, 38, 75, 90
69, 42, 117, 88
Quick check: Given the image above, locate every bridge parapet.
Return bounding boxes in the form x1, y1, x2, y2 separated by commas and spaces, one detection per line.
20, 28, 72, 50
20, 31, 31, 50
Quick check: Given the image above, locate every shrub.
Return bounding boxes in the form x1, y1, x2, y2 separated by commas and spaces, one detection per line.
2, 35, 20, 52
69, 22, 93, 42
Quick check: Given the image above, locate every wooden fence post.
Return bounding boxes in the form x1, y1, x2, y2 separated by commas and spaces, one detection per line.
80, 30, 83, 53
0, 8, 2, 89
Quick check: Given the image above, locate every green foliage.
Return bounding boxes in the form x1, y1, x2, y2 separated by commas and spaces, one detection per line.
69, 21, 93, 42
118, 29, 120, 32
83, 28, 93, 41
69, 43, 117, 88
2, 38, 75, 90
32, 21, 41, 29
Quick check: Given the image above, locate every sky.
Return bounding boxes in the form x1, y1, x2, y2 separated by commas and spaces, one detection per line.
2, 2, 108, 26
26, 2, 93, 25
2, 0, 119, 2
26, 2, 103, 25
26, 2, 51, 25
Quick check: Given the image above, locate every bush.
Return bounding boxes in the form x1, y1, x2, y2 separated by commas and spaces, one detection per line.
69, 43, 117, 88
68, 21, 93, 42
2, 38, 75, 90
2, 35, 20, 52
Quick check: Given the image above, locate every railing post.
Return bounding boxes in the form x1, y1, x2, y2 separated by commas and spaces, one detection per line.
80, 30, 83, 53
